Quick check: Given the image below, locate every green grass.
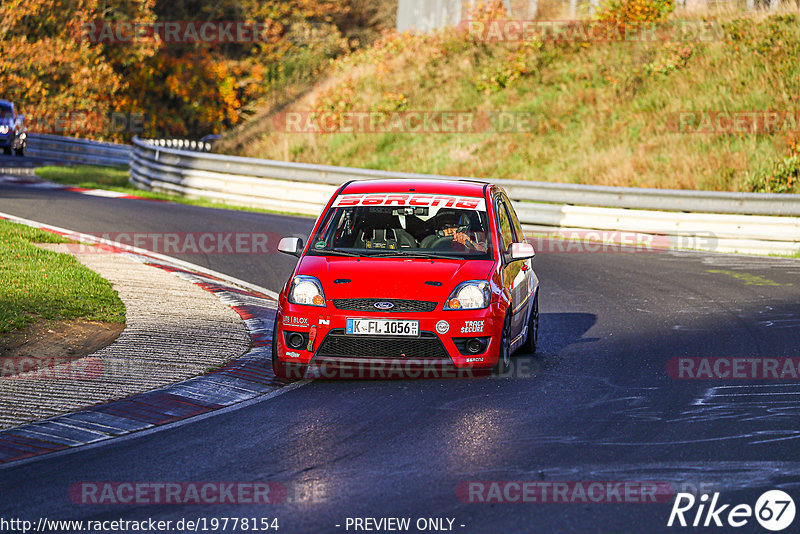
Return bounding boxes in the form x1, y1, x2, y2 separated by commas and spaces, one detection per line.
226, 9, 800, 193
34, 165, 313, 218
770, 250, 800, 259
0, 219, 126, 334
35, 165, 132, 189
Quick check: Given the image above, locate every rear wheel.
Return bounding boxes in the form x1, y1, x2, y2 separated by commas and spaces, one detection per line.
14, 145, 24, 156
271, 314, 307, 379
2, 147, 10, 155
523, 292, 539, 353
492, 312, 511, 376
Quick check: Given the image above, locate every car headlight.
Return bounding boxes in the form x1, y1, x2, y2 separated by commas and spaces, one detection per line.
288, 275, 326, 307
0, 125, 8, 134
444, 280, 490, 310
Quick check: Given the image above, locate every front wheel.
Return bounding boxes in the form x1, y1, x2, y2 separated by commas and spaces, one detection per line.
14, 147, 24, 156
523, 292, 539, 353
271, 314, 307, 380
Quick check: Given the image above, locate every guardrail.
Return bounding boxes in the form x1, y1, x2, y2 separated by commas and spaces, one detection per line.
129, 136, 800, 255
26, 133, 131, 167
146, 138, 214, 152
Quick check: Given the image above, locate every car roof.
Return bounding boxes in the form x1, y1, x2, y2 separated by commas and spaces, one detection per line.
0, 100, 13, 108
340, 179, 489, 198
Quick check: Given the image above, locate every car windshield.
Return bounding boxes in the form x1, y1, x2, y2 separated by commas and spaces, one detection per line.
309, 194, 493, 260
0, 104, 12, 122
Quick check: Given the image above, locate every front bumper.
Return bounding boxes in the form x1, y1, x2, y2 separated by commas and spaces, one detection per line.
275, 301, 505, 370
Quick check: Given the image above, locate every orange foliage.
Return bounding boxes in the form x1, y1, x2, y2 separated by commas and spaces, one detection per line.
0, 0, 355, 141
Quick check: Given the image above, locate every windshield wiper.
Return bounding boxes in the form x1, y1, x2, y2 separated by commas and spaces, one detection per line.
368, 250, 455, 259
310, 248, 365, 257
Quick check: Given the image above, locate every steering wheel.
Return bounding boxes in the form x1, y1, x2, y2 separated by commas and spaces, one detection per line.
430, 236, 469, 252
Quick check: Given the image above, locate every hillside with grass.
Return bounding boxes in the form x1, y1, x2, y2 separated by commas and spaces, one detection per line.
218, 0, 800, 193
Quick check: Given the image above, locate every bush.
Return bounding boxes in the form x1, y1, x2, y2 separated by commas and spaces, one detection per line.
746, 136, 800, 194
595, 0, 674, 33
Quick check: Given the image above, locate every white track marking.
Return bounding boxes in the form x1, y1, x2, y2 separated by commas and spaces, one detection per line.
0, 210, 279, 299
695, 384, 800, 406
71, 189, 130, 198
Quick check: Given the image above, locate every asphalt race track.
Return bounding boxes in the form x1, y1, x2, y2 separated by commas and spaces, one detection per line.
1, 179, 799, 533
0, 153, 70, 168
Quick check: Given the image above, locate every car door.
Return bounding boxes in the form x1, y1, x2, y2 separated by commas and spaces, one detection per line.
494, 194, 528, 342
503, 193, 536, 340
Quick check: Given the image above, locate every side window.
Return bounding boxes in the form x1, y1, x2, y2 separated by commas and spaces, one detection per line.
503, 194, 524, 242
495, 198, 514, 251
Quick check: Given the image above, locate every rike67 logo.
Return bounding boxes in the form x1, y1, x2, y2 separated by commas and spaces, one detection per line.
668, 490, 795, 531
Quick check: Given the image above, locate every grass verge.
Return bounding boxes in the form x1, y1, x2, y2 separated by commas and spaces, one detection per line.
0, 219, 125, 334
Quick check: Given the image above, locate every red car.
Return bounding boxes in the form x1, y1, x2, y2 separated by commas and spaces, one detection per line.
272, 178, 539, 379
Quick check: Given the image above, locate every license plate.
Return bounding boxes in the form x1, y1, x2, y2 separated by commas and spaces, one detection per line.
346, 318, 419, 336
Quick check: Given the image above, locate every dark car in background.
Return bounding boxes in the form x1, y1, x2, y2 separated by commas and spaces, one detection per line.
0, 100, 26, 156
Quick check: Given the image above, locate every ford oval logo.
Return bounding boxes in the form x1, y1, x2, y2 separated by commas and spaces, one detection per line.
374, 301, 394, 310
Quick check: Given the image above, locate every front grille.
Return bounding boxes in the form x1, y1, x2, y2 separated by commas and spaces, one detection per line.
332, 298, 437, 313
316, 330, 449, 359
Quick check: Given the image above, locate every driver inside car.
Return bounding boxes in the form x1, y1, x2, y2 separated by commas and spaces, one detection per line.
438, 212, 488, 252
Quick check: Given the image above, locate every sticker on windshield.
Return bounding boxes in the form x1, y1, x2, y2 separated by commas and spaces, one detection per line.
333, 194, 486, 211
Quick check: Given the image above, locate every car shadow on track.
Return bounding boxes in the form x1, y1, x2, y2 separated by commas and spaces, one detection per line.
508, 312, 598, 379
537, 312, 598, 354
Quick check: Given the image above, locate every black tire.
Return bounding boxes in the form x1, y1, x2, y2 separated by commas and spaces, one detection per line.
271, 314, 307, 379
14, 147, 24, 156
492, 312, 511, 375
2, 147, 10, 155
523, 292, 539, 354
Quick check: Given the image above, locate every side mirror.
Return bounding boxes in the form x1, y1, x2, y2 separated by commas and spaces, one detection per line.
508, 242, 535, 261
278, 237, 303, 257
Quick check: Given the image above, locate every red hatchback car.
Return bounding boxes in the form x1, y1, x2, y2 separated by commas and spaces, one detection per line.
272, 179, 539, 378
